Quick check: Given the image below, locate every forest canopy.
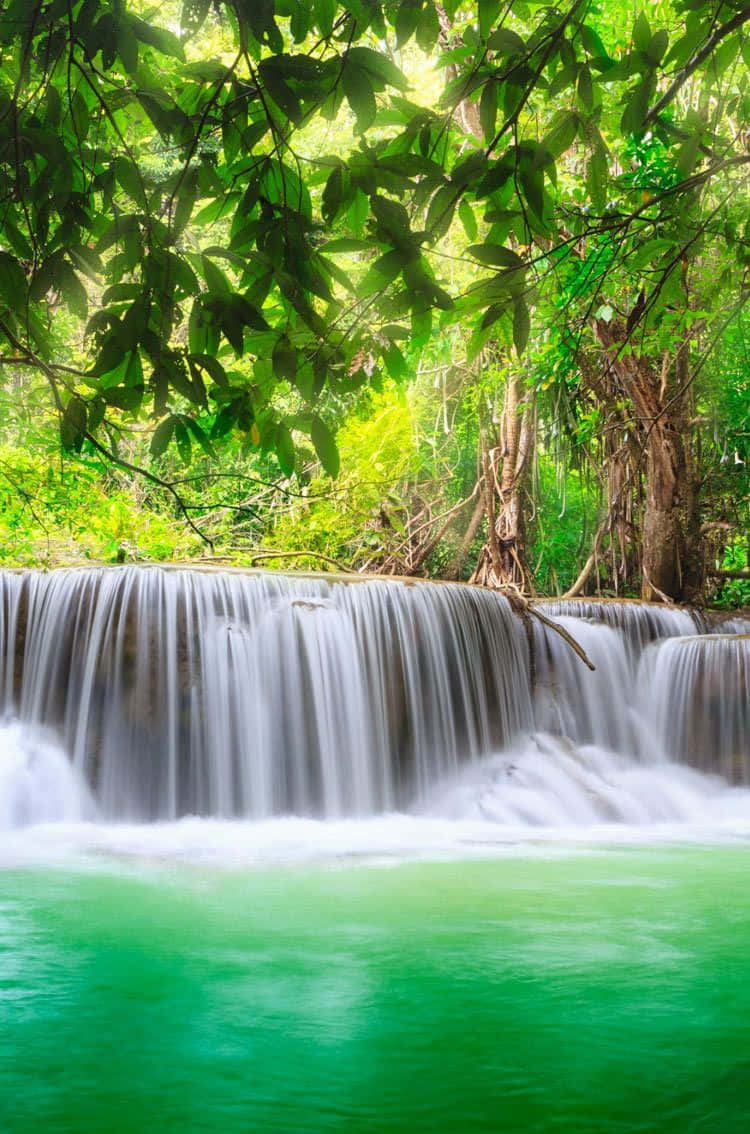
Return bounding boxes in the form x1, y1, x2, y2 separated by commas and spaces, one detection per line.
0, 0, 747, 603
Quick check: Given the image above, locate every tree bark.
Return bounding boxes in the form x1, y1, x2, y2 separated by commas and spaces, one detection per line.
593, 319, 703, 602
471, 371, 535, 592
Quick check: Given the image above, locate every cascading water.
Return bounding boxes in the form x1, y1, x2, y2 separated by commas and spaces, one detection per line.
0, 568, 532, 822
0, 566, 747, 837
639, 634, 750, 781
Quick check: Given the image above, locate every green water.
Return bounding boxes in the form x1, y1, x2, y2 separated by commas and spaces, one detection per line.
2, 848, 750, 1133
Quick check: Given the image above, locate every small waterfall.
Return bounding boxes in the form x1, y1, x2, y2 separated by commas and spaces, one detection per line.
0, 569, 533, 820
533, 617, 641, 753
639, 635, 750, 781
0, 567, 747, 829
535, 598, 700, 656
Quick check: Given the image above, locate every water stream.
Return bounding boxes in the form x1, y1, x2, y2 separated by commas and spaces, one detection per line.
0, 567, 746, 844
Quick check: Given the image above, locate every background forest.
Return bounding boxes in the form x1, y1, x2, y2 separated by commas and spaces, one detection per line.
0, 0, 747, 604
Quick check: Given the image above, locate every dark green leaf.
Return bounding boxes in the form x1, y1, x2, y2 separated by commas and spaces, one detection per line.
479, 0, 502, 41
488, 27, 525, 54
151, 415, 176, 457
275, 422, 295, 476
272, 336, 297, 381
347, 47, 409, 91
313, 0, 336, 37
60, 396, 87, 452
468, 243, 524, 268
342, 65, 377, 133
396, 0, 422, 48
647, 29, 669, 65
513, 297, 530, 355
480, 81, 498, 142
322, 165, 344, 224
632, 13, 651, 53
131, 15, 185, 60
117, 19, 139, 74
311, 415, 339, 476
458, 200, 478, 241
201, 255, 232, 297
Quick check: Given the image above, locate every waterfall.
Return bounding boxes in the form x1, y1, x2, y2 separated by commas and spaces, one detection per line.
535, 598, 701, 655
639, 634, 750, 781
0, 567, 747, 829
0, 568, 533, 820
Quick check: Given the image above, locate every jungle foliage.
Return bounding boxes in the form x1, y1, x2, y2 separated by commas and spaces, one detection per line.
0, 0, 747, 601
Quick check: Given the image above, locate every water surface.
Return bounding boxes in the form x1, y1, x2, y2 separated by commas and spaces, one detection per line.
2, 844, 749, 1133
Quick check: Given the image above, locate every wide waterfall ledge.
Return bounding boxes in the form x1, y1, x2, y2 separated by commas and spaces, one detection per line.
0, 567, 747, 839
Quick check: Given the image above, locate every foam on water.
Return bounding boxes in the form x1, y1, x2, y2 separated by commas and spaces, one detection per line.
2, 722, 750, 870
0, 721, 94, 830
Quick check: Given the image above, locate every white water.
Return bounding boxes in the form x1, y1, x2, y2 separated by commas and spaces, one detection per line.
0, 568, 748, 859
0, 722, 94, 830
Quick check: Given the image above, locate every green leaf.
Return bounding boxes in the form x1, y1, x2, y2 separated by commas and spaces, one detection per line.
322, 165, 344, 224
117, 19, 139, 74
544, 110, 579, 157
627, 238, 674, 271
113, 156, 146, 206
130, 15, 185, 60
311, 415, 339, 477
272, 335, 297, 381
468, 243, 524, 268
201, 255, 232, 297
360, 248, 408, 294
191, 354, 228, 387
479, 0, 502, 41
319, 238, 372, 254
577, 65, 593, 110
513, 297, 530, 355
181, 0, 211, 36
60, 396, 87, 452
586, 145, 608, 211
313, 0, 336, 37
275, 422, 295, 476
620, 80, 651, 135
0, 252, 27, 311
4, 221, 33, 261
647, 29, 669, 65
342, 66, 376, 133
346, 47, 409, 91
458, 200, 478, 242
175, 419, 192, 464
396, 0, 422, 47
480, 80, 498, 142
676, 131, 701, 177
487, 27, 525, 54
580, 25, 607, 59
519, 164, 544, 218
349, 188, 369, 235
632, 13, 651, 53
185, 417, 216, 458
150, 415, 175, 457
60, 265, 88, 320
105, 383, 144, 412
416, 3, 440, 52
383, 342, 408, 381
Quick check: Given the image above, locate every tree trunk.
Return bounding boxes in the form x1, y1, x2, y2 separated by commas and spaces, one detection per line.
471, 371, 535, 591
593, 320, 703, 602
